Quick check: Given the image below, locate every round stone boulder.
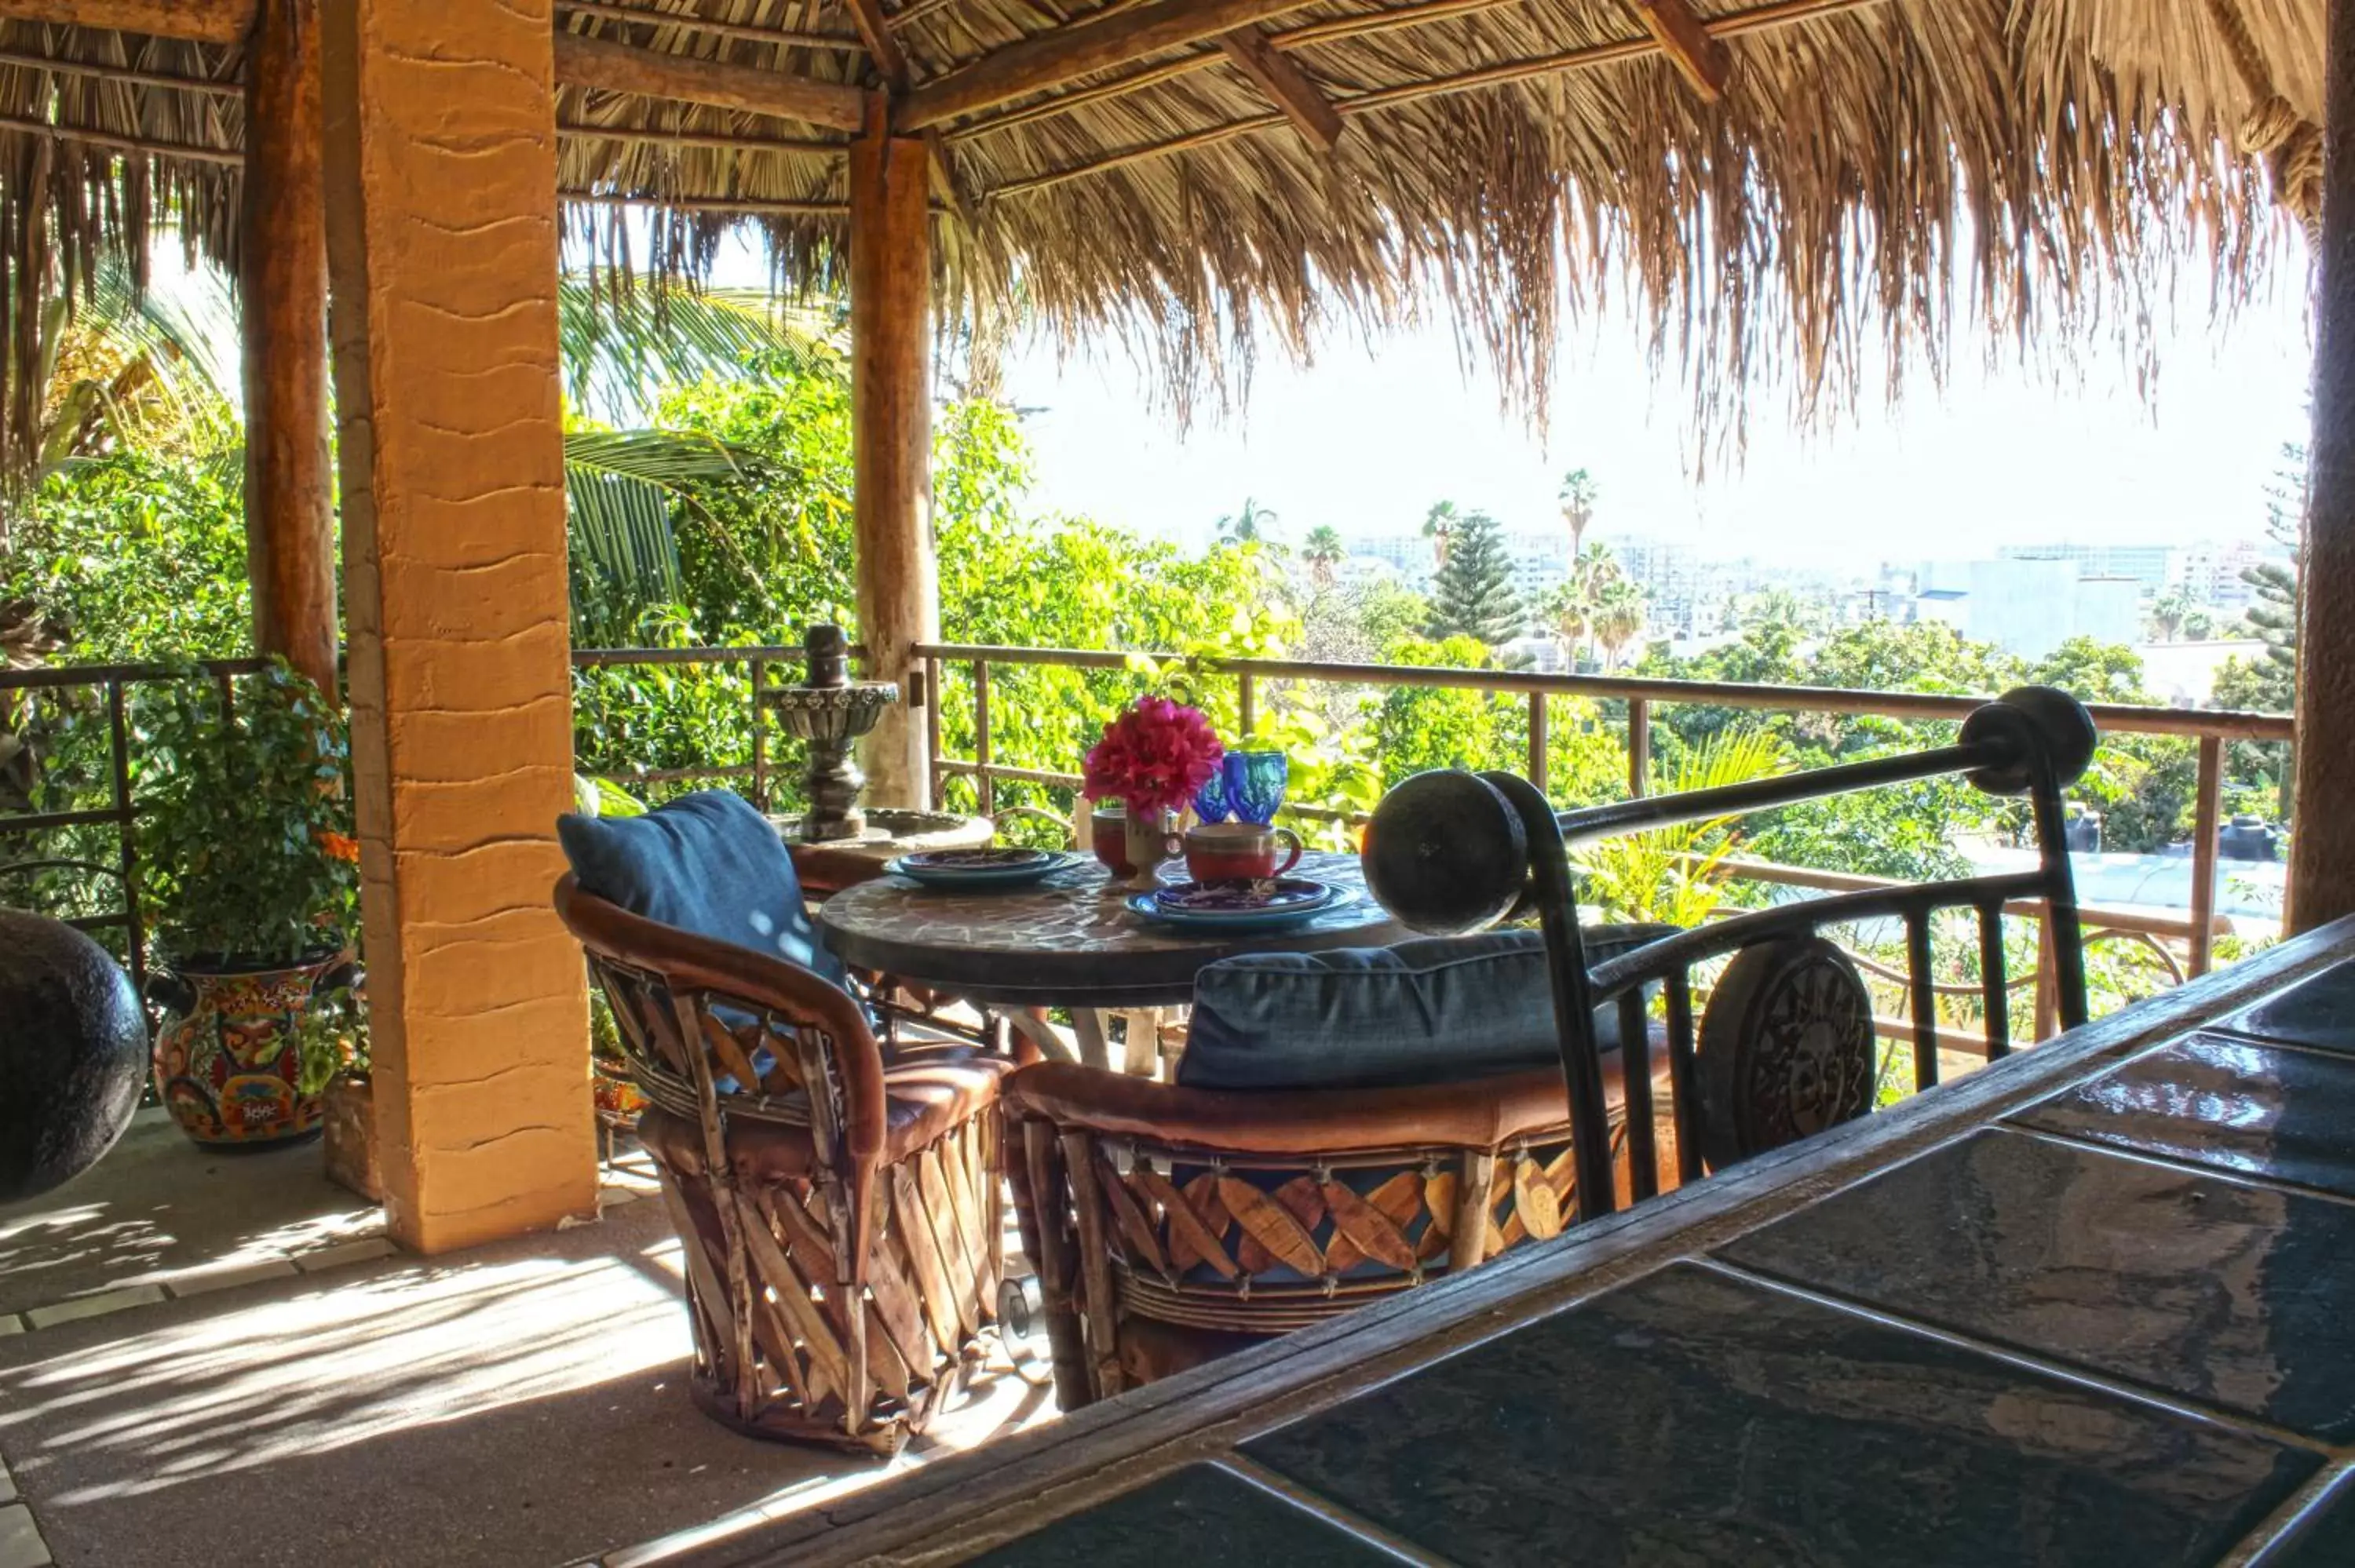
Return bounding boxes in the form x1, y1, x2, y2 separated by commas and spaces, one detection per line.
0, 909, 146, 1202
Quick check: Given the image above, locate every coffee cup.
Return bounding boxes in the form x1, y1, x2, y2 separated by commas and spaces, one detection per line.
1180, 821, 1302, 884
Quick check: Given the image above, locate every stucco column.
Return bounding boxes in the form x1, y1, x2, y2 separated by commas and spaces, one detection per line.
2293, 0, 2355, 932
849, 110, 939, 808
320, 0, 596, 1250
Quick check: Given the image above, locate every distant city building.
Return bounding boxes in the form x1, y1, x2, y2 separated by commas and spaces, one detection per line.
1999, 542, 2178, 592
1503, 532, 1571, 606
1914, 559, 2140, 658
2173, 539, 2284, 610
1345, 534, 1437, 590
1337, 556, 1404, 590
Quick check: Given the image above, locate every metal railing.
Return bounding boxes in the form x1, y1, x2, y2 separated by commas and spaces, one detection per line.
2, 636, 2295, 1015
0, 644, 800, 989
914, 640, 2295, 987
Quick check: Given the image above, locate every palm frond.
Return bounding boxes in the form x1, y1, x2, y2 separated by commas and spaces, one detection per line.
561, 425, 785, 637
559, 280, 843, 423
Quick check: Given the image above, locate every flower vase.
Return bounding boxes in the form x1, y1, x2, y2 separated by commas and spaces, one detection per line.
1121, 809, 1179, 891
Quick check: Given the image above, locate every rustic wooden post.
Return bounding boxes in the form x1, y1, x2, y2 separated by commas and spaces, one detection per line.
849, 99, 940, 808
2294, 0, 2355, 933
240, 0, 336, 698
320, 0, 597, 1252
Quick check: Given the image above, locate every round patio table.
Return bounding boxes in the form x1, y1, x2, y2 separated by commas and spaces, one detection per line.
816, 851, 1406, 1068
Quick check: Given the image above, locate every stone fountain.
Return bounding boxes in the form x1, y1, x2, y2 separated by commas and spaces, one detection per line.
764, 624, 900, 842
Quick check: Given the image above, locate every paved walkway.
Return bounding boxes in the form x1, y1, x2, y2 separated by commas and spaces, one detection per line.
0, 1118, 1050, 1568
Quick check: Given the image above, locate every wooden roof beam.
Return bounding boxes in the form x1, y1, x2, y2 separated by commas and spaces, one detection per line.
897, 0, 1326, 133
839, 0, 910, 89
556, 0, 865, 54
553, 32, 867, 131
1217, 24, 1342, 151
1627, 0, 1729, 100
0, 0, 248, 42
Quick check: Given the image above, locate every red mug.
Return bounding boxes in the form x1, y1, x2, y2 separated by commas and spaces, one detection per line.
1090, 801, 1136, 877
1181, 822, 1302, 884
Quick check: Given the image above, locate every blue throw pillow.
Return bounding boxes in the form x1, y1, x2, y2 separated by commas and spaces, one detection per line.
557, 789, 846, 987
1179, 924, 1675, 1092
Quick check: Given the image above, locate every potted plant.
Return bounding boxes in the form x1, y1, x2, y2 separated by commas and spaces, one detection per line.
134, 658, 363, 1147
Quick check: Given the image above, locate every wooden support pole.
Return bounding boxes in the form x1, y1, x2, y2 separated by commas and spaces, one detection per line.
552, 32, 867, 131
1627, 0, 1731, 100
241, 0, 336, 699
1217, 25, 1342, 151
898, 0, 1324, 131
323, 0, 597, 1253
0, 0, 246, 40
849, 108, 939, 808
2293, 0, 2355, 933
2189, 736, 2223, 973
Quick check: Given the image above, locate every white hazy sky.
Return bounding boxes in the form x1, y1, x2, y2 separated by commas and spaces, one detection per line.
994, 282, 2317, 567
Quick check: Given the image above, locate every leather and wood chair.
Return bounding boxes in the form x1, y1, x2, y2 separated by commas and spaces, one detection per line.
1001, 924, 1685, 1409
553, 790, 1011, 1453
1002, 1050, 1680, 1409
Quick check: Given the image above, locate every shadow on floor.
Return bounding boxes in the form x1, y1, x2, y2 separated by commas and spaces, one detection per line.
0, 1113, 382, 1318
0, 1161, 1053, 1566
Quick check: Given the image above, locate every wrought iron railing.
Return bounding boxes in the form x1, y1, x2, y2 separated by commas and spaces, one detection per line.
911, 640, 2295, 997
0, 645, 801, 990
2, 638, 2296, 1020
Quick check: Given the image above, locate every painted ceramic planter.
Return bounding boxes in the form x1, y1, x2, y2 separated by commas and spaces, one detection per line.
151, 953, 344, 1146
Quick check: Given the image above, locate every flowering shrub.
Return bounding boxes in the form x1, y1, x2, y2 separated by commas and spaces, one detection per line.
1083, 697, 1223, 818
131, 658, 359, 966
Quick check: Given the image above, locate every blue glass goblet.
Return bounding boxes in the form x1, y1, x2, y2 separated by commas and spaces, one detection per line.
1225, 750, 1288, 826
1192, 764, 1235, 825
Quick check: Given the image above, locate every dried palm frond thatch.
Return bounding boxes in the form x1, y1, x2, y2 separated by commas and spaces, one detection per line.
0, 0, 2324, 472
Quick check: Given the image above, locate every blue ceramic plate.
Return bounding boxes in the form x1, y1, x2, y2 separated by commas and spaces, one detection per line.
885, 849, 1078, 888
1127, 878, 1344, 931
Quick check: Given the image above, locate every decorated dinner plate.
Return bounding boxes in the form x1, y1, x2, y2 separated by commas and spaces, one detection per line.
885, 848, 1077, 888
1127, 877, 1345, 930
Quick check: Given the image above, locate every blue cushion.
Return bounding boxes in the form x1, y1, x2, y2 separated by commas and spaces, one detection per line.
557, 789, 846, 987
1179, 924, 1676, 1092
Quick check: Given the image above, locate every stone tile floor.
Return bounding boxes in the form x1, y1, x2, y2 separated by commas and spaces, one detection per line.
0, 1115, 1051, 1568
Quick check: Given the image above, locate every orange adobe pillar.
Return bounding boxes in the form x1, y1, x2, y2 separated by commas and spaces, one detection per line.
319, 0, 597, 1249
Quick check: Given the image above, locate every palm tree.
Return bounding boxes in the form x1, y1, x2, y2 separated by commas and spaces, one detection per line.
1546, 579, 1594, 671
1217, 497, 1278, 545
1594, 578, 1648, 669
2146, 587, 2196, 643
1302, 525, 1345, 589
1421, 500, 1459, 571
1557, 468, 1598, 556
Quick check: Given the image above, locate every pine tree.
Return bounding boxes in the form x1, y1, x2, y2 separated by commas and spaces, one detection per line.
2240, 439, 2305, 706
1425, 509, 1523, 645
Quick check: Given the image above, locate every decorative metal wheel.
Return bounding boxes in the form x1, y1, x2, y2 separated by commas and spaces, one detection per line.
1696, 936, 1875, 1171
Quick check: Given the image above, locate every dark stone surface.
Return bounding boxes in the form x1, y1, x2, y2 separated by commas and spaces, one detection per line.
0, 910, 146, 1202
969, 1465, 1393, 1567
2226, 961, 2355, 1054
816, 852, 1404, 1006
2266, 1470, 2355, 1567
1243, 1264, 2313, 1567
2014, 1032, 2355, 1198
1722, 1129, 2355, 1440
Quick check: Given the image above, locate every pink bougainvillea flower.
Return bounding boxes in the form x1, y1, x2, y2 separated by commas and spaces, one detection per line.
1083, 698, 1223, 819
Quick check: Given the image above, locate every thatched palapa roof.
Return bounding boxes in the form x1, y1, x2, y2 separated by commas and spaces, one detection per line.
0, 0, 2327, 452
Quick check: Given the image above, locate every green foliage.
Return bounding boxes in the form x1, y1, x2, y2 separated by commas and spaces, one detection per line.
130, 658, 358, 966
2, 453, 251, 660
1373, 635, 1527, 781
1423, 509, 1521, 645
1574, 727, 1784, 926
